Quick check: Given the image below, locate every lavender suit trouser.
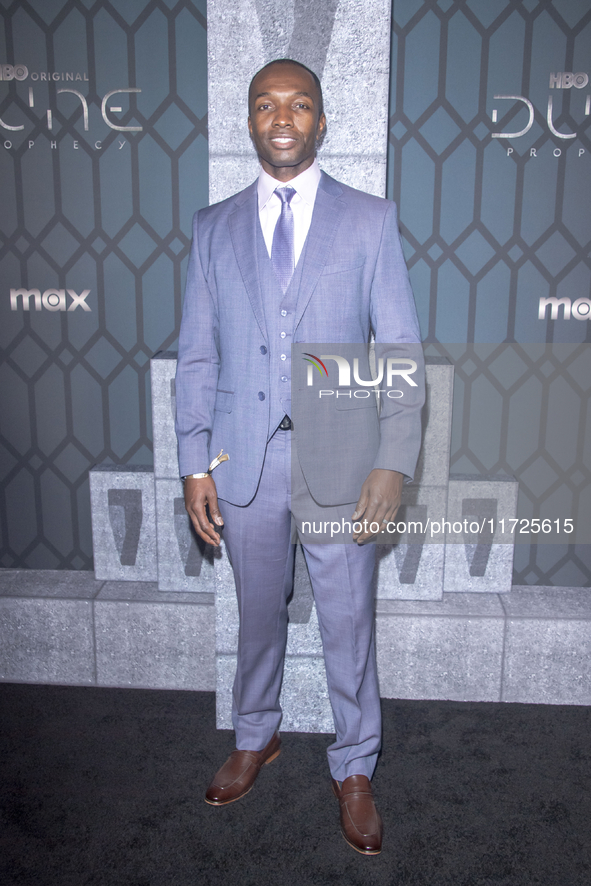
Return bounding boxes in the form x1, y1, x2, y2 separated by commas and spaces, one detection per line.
218, 427, 381, 782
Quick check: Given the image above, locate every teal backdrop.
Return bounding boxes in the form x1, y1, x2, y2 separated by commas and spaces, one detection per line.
0, 0, 589, 584
0, 0, 208, 568
387, 0, 590, 586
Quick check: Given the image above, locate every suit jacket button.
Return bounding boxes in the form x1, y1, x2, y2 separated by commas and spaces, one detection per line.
260, 345, 267, 354
258, 391, 265, 400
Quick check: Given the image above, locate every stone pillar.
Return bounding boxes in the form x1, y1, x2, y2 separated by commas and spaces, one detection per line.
443, 476, 518, 594
207, 0, 393, 203
206, 0, 395, 730
89, 465, 157, 582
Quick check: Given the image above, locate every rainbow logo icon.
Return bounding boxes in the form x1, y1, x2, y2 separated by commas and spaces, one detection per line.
302, 353, 328, 376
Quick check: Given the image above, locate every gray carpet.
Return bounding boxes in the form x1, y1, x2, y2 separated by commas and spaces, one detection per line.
0, 684, 590, 885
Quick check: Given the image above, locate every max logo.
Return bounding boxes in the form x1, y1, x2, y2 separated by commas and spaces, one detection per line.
538, 296, 590, 321
303, 353, 418, 386
10, 288, 91, 312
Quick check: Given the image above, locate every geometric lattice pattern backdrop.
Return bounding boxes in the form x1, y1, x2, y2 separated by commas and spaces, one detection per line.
1, 0, 590, 586
424, 343, 591, 586
388, 0, 591, 585
0, 0, 207, 568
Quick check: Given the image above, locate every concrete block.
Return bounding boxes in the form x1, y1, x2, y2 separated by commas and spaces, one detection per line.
0, 570, 23, 596
376, 593, 505, 702
151, 351, 180, 480
290, 542, 313, 618
96, 581, 214, 606
213, 540, 239, 654
501, 587, 591, 705
444, 476, 518, 593
253, 0, 340, 83
0, 598, 94, 684
207, 0, 264, 179
279, 655, 333, 732
216, 654, 237, 729
155, 478, 222, 592
412, 359, 454, 487
90, 465, 157, 582
502, 586, 591, 619
444, 543, 515, 594
286, 601, 323, 657
94, 600, 215, 691
376, 593, 506, 619
0, 569, 103, 599
208, 0, 392, 202
214, 585, 237, 655
319, 156, 387, 199
375, 485, 447, 601
216, 652, 333, 732
321, 0, 391, 196
209, 156, 261, 205
287, 544, 323, 654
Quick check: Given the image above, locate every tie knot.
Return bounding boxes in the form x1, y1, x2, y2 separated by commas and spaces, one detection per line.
275, 186, 296, 206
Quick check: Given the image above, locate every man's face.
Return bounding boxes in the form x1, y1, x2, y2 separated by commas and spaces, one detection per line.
248, 63, 326, 182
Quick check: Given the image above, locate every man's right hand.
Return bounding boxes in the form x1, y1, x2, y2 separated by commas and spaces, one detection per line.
184, 475, 224, 546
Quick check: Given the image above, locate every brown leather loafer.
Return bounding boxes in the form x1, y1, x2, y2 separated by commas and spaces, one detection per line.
204, 732, 281, 806
332, 774, 383, 855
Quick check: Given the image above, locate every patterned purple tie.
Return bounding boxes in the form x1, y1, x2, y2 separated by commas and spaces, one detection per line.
271, 186, 296, 292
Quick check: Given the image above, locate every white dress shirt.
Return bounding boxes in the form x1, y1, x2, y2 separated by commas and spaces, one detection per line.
257, 159, 321, 265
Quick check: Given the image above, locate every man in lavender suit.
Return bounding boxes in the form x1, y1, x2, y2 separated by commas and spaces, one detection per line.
175, 58, 424, 855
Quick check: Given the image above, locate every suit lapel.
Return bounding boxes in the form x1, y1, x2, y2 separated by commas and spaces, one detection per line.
228, 173, 346, 339
228, 183, 268, 342
293, 173, 346, 331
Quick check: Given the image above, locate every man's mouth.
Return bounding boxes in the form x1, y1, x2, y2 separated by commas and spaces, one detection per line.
270, 135, 297, 148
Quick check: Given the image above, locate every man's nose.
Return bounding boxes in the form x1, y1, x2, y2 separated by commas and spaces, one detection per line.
272, 106, 293, 126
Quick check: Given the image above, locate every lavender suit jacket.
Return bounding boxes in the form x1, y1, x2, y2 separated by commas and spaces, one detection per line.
175, 171, 425, 506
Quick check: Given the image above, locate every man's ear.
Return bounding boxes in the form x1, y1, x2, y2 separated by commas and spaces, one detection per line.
316, 113, 327, 149
248, 116, 257, 148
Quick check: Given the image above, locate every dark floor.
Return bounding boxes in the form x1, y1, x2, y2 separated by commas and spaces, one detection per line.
0, 684, 590, 886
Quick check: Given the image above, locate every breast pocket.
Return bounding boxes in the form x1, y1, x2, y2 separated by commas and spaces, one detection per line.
214, 390, 234, 413
321, 259, 365, 277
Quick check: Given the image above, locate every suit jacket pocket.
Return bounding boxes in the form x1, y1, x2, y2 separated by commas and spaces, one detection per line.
321, 258, 365, 276
214, 389, 234, 413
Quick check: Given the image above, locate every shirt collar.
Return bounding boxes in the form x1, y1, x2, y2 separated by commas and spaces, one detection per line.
257, 158, 321, 211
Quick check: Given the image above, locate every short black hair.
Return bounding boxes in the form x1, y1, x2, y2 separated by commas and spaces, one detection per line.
248, 58, 324, 119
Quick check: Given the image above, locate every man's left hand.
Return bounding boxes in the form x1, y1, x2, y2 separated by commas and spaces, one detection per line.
351, 469, 403, 544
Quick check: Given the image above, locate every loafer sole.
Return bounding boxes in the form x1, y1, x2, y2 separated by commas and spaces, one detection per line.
204, 748, 281, 806
340, 829, 382, 855
204, 783, 254, 806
